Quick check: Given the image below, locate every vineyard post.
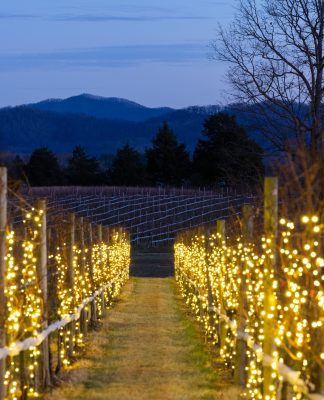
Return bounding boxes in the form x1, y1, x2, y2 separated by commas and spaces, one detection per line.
204, 227, 214, 338
97, 225, 106, 318
67, 213, 75, 359
97, 224, 102, 242
104, 226, 111, 305
19, 225, 28, 399
104, 226, 110, 244
216, 219, 227, 353
88, 223, 97, 326
46, 226, 57, 375
79, 217, 85, 276
36, 199, 51, 389
235, 204, 253, 386
79, 217, 87, 334
263, 177, 278, 398
0, 167, 7, 400
197, 227, 205, 323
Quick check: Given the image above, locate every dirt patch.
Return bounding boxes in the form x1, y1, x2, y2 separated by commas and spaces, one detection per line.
131, 250, 174, 277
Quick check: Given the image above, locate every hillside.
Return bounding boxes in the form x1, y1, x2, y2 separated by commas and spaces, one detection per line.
0, 94, 283, 156
0, 104, 222, 155
30, 94, 174, 122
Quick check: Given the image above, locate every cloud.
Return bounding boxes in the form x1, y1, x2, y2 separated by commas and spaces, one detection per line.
0, 13, 37, 20
0, 12, 212, 23
53, 14, 212, 22
0, 43, 208, 70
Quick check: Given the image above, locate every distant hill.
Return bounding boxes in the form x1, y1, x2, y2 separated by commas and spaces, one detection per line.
0, 106, 216, 155
29, 94, 174, 122
0, 94, 281, 157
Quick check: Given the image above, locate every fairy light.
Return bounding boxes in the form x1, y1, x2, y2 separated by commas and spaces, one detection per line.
5, 208, 44, 399
175, 212, 323, 400
52, 227, 130, 367
3, 205, 131, 400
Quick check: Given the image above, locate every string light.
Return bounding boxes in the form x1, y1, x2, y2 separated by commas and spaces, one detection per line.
5, 208, 44, 399
175, 213, 323, 400
3, 207, 130, 400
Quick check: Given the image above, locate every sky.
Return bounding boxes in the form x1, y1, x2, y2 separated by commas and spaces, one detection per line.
0, 0, 236, 108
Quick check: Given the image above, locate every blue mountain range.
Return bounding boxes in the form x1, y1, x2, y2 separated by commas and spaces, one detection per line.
0, 93, 273, 156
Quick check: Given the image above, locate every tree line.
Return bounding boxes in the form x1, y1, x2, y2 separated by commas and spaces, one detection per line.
6, 113, 264, 188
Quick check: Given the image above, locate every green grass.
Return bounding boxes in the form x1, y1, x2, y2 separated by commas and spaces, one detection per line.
45, 278, 239, 400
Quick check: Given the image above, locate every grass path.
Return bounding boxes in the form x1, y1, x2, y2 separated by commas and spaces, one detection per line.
45, 277, 237, 400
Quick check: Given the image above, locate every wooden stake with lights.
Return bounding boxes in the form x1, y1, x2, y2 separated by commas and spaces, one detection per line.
197, 227, 205, 325
88, 223, 97, 326
104, 227, 111, 308
79, 217, 85, 276
97, 225, 106, 319
216, 219, 227, 353
0, 167, 7, 400
205, 227, 214, 315
263, 177, 278, 399
36, 199, 51, 389
79, 217, 87, 335
67, 213, 75, 359
235, 204, 253, 386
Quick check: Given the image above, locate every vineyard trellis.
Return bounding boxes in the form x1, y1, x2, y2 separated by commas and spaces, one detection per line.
174, 177, 324, 400
0, 168, 131, 400
24, 186, 255, 246
2, 167, 322, 400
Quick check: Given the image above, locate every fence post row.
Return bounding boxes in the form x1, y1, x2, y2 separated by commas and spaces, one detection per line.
0, 170, 130, 399
263, 177, 278, 398
0, 167, 7, 400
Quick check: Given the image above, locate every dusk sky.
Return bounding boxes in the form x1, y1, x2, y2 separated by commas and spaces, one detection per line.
0, 0, 236, 108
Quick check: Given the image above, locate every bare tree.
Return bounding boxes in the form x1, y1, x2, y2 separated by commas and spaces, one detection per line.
214, 0, 324, 156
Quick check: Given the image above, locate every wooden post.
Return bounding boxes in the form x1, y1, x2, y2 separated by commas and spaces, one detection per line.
97, 224, 102, 243
263, 177, 278, 398
79, 218, 87, 334
79, 217, 85, 276
97, 225, 106, 318
88, 223, 97, 326
216, 219, 227, 353
87, 222, 94, 288
196, 227, 206, 325
36, 199, 51, 389
18, 223, 29, 400
104, 226, 110, 245
205, 227, 215, 341
67, 213, 75, 359
67, 214, 75, 289
235, 204, 253, 386
0, 167, 7, 400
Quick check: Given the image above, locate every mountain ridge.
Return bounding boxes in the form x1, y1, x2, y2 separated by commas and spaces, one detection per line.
28, 94, 176, 122
0, 94, 275, 157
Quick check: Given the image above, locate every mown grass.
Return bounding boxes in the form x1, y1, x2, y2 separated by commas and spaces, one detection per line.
44, 276, 240, 400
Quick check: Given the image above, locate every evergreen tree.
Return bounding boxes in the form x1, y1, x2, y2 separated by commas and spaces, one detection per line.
9, 155, 25, 181
146, 122, 191, 186
26, 147, 62, 186
66, 146, 102, 185
193, 113, 264, 186
109, 144, 146, 186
